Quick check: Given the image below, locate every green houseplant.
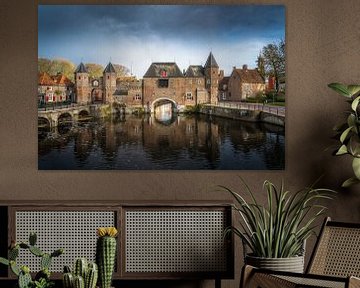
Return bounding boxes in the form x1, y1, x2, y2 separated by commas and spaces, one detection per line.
328, 83, 360, 187
0, 232, 63, 288
62, 258, 98, 288
96, 227, 118, 288
222, 179, 334, 272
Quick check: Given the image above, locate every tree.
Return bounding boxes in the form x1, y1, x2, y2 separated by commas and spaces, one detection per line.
113, 64, 130, 78
38, 58, 52, 75
49, 58, 75, 81
38, 57, 76, 81
260, 40, 285, 93
85, 63, 104, 79
256, 53, 266, 79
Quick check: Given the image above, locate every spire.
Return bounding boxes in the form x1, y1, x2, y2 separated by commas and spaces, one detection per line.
75, 62, 88, 73
204, 52, 219, 68
104, 62, 116, 73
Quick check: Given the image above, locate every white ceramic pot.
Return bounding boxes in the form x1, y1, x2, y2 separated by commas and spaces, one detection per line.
245, 254, 305, 273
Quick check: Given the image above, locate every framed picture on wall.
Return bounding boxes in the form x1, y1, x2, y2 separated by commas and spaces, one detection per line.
38, 4, 285, 170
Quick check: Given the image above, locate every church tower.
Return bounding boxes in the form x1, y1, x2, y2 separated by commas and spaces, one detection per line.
103, 62, 117, 104
204, 52, 219, 105
74, 62, 90, 104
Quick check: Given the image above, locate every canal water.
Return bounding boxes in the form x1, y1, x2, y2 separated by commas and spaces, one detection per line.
38, 114, 285, 170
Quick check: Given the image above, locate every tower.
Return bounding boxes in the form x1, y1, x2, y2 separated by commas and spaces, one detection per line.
74, 62, 90, 104
204, 52, 220, 105
103, 62, 117, 104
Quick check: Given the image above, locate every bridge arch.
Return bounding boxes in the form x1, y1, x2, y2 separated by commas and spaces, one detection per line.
151, 98, 178, 113
38, 117, 50, 128
79, 110, 90, 117
58, 112, 73, 125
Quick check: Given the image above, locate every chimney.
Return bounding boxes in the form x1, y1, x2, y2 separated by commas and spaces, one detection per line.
233, 66, 236, 70
243, 64, 248, 70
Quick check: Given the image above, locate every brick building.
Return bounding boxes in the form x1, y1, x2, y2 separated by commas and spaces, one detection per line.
142, 52, 222, 112
226, 65, 265, 101
38, 72, 74, 104
71, 52, 266, 110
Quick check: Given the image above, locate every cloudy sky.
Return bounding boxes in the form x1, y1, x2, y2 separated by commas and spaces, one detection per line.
38, 5, 285, 77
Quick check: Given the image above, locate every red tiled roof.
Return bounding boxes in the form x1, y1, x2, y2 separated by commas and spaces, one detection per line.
234, 68, 264, 84
38, 72, 55, 86
52, 74, 72, 85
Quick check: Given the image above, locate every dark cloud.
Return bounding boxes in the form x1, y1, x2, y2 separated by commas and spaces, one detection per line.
39, 5, 284, 41
38, 5, 285, 76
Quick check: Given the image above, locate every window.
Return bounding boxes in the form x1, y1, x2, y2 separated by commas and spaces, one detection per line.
135, 94, 142, 100
186, 92, 193, 100
206, 79, 211, 85
197, 79, 202, 85
158, 79, 169, 88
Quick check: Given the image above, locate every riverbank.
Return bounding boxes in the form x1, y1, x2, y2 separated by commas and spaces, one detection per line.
199, 105, 285, 127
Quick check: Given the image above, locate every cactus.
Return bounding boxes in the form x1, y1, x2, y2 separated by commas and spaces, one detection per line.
41, 253, 52, 270
18, 270, 32, 288
0, 257, 9, 266
73, 275, 85, 288
74, 258, 87, 279
63, 272, 74, 288
29, 245, 44, 257
29, 232, 37, 246
35, 268, 51, 281
0, 232, 63, 288
10, 260, 20, 276
85, 263, 98, 288
51, 248, 64, 258
9, 246, 19, 260
63, 259, 98, 288
64, 265, 72, 273
96, 227, 118, 288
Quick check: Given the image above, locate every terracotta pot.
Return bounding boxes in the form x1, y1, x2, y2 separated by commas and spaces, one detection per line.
245, 254, 305, 273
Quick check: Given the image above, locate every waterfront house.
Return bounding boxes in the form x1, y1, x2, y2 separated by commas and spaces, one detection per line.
38, 72, 73, 104
227, 65, 265, 101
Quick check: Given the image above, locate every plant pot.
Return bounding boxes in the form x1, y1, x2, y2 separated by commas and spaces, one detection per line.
245, 254, 304, 273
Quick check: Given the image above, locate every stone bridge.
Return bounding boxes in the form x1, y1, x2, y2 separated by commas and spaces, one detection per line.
38, 105, 91, 128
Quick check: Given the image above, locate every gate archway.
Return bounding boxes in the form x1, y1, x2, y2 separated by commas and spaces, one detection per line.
151, 98, 178, 123
91, 88, 104, 104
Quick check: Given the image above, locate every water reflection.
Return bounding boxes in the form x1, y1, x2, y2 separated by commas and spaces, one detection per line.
154, 102, 173, 123
38, 114, 285, 170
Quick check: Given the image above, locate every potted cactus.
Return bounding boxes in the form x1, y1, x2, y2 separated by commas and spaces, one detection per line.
96, 227, 118, 288
0, 232, 63, 288
62, 258, 98, 288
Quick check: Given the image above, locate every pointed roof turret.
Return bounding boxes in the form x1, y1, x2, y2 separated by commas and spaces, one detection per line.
104, 62, 116, 73
75, 62, 88, 73
204, 52, 219, 68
